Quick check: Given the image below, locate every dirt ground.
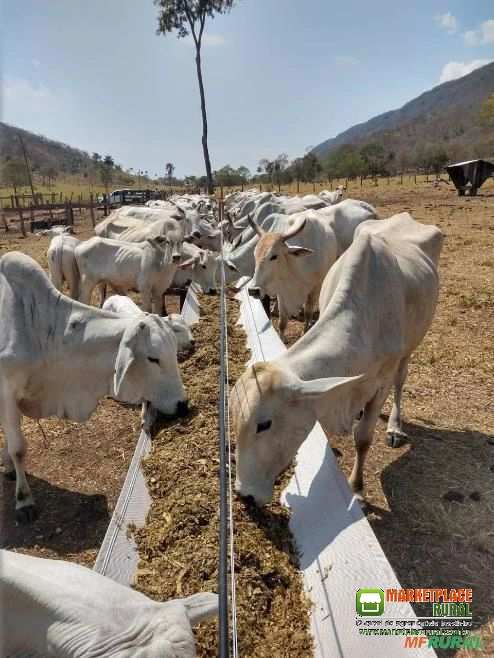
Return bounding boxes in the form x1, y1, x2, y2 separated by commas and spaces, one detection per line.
276, 179, 494, 657
0, 209, 180, 566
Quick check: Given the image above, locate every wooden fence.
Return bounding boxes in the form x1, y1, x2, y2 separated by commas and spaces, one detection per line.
0, 194, 113, 236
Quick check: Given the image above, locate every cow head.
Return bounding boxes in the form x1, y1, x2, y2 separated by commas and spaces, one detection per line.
114, 315, 188, 417
247, 217, 313, 299
163, 229, 184, 263
231, 362, 360, 505
163, 313, 196, 350
177, 249, 217, 295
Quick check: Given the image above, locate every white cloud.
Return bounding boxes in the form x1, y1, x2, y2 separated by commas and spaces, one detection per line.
439, 59, 492, 83
463, 18, 494, 45
331, 55, 358, 66
3, 76, 55, 106
434, 12, 458, 34
183, 33, 225, 47
463, 30, 478, 45
480, 19, 494, 43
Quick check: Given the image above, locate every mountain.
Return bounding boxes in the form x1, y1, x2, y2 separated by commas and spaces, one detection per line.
0, 122, 98, 174
313, 62, 494, 160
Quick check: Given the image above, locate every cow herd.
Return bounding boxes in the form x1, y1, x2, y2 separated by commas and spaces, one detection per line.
0, 186, 443, 657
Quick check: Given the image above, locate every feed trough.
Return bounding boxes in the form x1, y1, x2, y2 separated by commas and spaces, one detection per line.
446, 159, 494, 196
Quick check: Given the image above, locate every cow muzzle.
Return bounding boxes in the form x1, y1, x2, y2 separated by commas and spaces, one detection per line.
172, 254, 181, 263
176, 399, 189, 417
207, 289, 217, 296
248, 286, 261, 299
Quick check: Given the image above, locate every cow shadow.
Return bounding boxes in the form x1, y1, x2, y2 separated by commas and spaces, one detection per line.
0, 473, 110, 555
370, 419, 494, 623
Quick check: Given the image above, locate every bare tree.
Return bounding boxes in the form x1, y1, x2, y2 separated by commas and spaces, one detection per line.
154, 0, 237, 194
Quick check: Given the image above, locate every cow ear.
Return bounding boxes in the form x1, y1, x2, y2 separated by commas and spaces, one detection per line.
176, 256, 197, 270
291, 374, 364, 399
286, 246, 314, 257
114, 320, 147, 397
183, 593, 219, 625
183, 234, 198, 243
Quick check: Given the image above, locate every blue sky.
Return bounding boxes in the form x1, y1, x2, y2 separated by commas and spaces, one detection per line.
2, 0, 494, 178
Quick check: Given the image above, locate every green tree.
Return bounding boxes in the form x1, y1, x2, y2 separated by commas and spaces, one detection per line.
479, 94, 494, 127
1, 159, 29, 194
236, 165, 250, 184
165, 162, 175, 188
155, 0, 237, 194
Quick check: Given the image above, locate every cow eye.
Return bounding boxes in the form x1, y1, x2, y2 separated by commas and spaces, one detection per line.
256, 420, 272, 433
269, 254, 278, 261
147, 357, 160, 365
228, 265, 236, 271
201, 264, 206, 269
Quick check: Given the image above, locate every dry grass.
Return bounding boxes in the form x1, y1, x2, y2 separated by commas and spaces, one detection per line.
132, 292, 313, 657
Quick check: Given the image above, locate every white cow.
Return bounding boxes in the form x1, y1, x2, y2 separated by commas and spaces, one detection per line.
36, 225, 74, 237
0, 252, 187, 522
102, 295, 196, 351
75, 236, 192, 314
47, 233, 80, 299
319, 185, 344, 204
218, 199, 379, 285
1, 549, 217, 658
96, 214, 184, 262
172, 242, 217, 295
247, 212, 338, 339
232, 213, 443, 505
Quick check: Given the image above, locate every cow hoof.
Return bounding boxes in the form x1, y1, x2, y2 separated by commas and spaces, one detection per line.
386, 429, 408, 448
3, 470, 16, 481
16, 504, 38, 524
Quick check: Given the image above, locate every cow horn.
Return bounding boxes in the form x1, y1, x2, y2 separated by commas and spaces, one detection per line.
247, 214, 265, 237
281, 218, 307, 242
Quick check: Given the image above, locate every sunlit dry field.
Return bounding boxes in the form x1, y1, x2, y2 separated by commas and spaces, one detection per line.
0, 179, 493, 656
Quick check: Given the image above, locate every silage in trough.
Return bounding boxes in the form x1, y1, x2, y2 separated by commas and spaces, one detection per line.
132, 291, 312, 657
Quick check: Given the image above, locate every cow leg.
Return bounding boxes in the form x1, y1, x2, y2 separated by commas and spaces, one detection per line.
277, 298, 289, 342
349, 385, 392, 499
152, 290, 164, 317
386, 356, 410, 448
98, 282, 107, 308
2, 443, 14, 477
303, 289, 318, 333
141, 290, 152, 313
1, 401, 37, 523
78, 277, 95, 305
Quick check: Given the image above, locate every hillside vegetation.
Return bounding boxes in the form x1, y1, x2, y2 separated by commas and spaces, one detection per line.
312, 62, 494, 165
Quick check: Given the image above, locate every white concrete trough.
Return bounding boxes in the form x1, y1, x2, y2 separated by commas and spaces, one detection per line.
236, 282, 435, 658
93, 284, 201, 586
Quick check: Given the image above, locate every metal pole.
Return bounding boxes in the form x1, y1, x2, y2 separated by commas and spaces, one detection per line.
218, 198, 230, 658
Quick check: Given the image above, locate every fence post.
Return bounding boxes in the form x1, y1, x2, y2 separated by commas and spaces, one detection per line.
18, 206, 26, 236
59, 192, 63, 203
400, 173, 403, 185
10, 195, 15, 209
103, 194, 109, 217
0, 200, 8, 232
312, 181, 316, 192
68, 201, 75, 227
414, 174, 417, 184
89, 194, 96, 228
29, 203, 35, 233
48, 202, 53, 225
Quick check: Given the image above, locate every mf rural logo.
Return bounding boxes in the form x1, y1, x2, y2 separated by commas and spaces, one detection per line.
356, 589, 385, 617
356, 589, 484, 650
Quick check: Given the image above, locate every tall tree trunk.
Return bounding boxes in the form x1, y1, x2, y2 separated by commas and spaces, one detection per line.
195, 48, 213, 194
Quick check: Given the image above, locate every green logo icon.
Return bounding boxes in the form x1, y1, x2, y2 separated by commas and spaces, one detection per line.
356, 589, 385, 616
